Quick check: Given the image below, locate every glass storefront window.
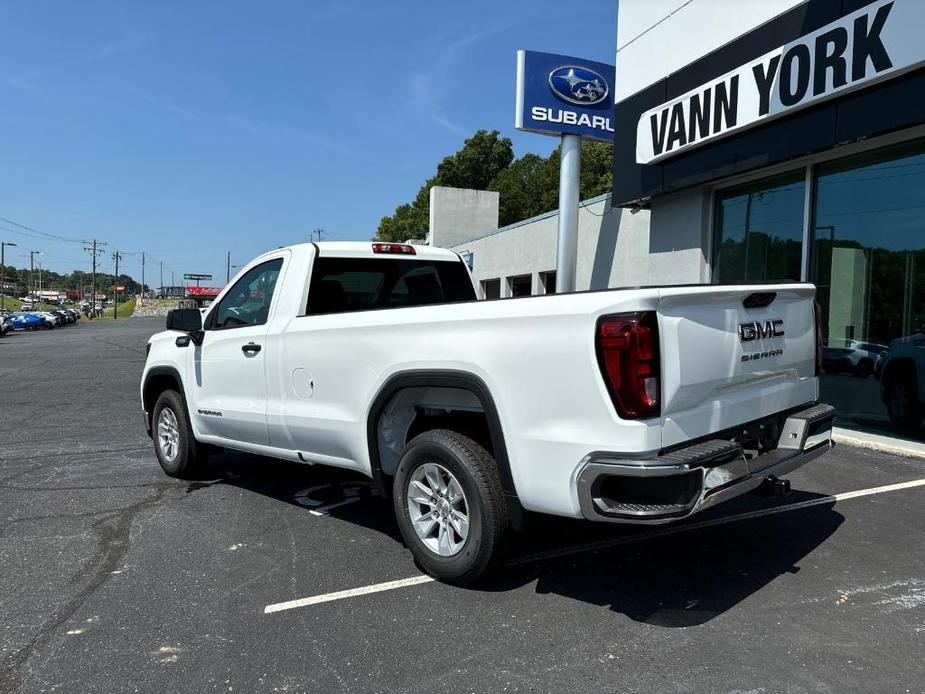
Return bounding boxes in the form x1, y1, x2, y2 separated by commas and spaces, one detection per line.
713, 171, 805, 284
813, 140, 925, 440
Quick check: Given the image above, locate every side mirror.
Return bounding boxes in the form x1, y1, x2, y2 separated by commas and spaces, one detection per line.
166, 308, 204, 345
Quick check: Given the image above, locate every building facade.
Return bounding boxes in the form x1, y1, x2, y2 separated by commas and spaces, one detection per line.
447, 193, 658, 297
613, 0, 925, 441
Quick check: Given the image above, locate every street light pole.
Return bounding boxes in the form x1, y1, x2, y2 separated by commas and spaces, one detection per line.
1, 241, 17, 308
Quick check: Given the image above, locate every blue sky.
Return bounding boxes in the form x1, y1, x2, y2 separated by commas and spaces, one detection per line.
0, 1, 616, 285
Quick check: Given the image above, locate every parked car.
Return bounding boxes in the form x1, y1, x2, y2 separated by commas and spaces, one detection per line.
51, 309, 74, 325
8, 312, 43, 331
35, 311, 59, 328
879, 333, 925, 431
842, 339, 888, 378
0, 314, 12, 337
141, 241, 836, 583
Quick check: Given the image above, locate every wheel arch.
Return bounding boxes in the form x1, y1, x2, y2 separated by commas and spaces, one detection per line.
142, 366, 186, 435
366, 370, 522, 529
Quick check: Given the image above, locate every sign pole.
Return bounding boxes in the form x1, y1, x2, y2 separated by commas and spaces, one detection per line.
555, 133, 581, 293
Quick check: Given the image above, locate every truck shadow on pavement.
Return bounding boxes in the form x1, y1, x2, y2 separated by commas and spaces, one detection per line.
494, 500, 843, 627
197, 451, 843, 628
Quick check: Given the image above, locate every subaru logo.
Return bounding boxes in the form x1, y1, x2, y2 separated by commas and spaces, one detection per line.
548, 65, 609, 106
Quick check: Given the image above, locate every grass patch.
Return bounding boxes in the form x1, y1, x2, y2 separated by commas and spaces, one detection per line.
1, 294, 61, 312
83, 298, 136, 321
2, 294, 137, 321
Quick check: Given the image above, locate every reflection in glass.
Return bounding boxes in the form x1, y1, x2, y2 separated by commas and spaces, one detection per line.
713, 171, 805, 283
813, 140, 925, 440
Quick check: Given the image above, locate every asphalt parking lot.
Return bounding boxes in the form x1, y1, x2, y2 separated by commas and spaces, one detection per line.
1, 318, 924, 694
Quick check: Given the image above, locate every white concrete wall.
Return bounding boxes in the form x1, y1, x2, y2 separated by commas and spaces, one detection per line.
429, 186, 499, 249
646, 187, 711, 283
445, 193, 705, 295
615, 0, 806, 101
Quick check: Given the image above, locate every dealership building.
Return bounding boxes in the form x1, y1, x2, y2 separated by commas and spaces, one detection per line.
440, 0, 925, 443
608, 0, 925, 442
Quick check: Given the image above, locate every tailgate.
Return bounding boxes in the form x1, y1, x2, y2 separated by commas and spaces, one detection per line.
657, 284, 818, 448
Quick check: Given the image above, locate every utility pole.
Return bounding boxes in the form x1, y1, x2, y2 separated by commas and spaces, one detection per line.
312, 228, 325, 242
112, 251, 122, 319
159, 261, 163, 296
84, 240, 106, 319
28, 250, 42, 302
1, 241, 16, 308
226, 251, 231, 284
140, 252, 145, 306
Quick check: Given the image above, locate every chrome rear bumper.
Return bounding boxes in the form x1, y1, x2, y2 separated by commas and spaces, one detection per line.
577, 403, 836, 524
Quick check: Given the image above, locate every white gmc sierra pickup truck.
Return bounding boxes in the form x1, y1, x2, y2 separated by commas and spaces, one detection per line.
141, 241, 835, 583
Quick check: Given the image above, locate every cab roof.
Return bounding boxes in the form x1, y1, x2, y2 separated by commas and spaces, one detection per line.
308, 241, 461, 262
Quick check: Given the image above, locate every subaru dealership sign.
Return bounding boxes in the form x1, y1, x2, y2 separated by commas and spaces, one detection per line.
515, 50, 615, 143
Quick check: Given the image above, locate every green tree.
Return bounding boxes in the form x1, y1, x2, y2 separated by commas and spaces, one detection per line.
487, 140, 613, 227
579, 140, 614, 200
435, 129, 514, 190
487, 153, 555, 227
376, 131, 613, 241
376, 130, 514, 242
544, 140, 614, 203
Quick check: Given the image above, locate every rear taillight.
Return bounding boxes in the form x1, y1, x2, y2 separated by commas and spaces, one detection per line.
372, 242, 416, 255
596, 312, 660, 419
813, 301, 823, 376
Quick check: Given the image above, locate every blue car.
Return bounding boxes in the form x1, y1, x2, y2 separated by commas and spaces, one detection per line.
8, 312, 43, 331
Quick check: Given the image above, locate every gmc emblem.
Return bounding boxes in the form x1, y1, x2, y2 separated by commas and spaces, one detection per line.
739, 319, 784, 342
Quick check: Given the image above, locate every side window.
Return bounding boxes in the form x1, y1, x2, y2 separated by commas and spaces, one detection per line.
210, 258, 284, 329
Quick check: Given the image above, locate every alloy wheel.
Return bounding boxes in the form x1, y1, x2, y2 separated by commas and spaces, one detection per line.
407, 462, 470, 557
157, 407, 180, 462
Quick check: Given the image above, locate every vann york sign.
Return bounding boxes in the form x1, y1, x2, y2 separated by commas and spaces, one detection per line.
636, 0, 925, 164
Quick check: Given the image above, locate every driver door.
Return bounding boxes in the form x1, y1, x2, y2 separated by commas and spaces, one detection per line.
191, 256, 285, 445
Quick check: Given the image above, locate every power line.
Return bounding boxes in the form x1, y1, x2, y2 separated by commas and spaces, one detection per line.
0, 216, 87, 244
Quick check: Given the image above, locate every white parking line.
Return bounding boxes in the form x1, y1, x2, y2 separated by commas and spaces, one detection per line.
264, 575, 434, 614
263, 477, 925, 615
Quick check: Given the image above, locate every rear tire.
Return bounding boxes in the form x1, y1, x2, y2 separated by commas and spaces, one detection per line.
885, 380, 924, 432
393, 429, 510, 585
152, 389, 202, 478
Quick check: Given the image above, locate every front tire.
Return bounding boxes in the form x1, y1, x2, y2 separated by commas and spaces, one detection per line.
152, 389, 202, 478
393, 429, 510, 585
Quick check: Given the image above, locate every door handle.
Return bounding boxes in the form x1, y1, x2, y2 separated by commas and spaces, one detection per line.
242, 342, 262, 355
